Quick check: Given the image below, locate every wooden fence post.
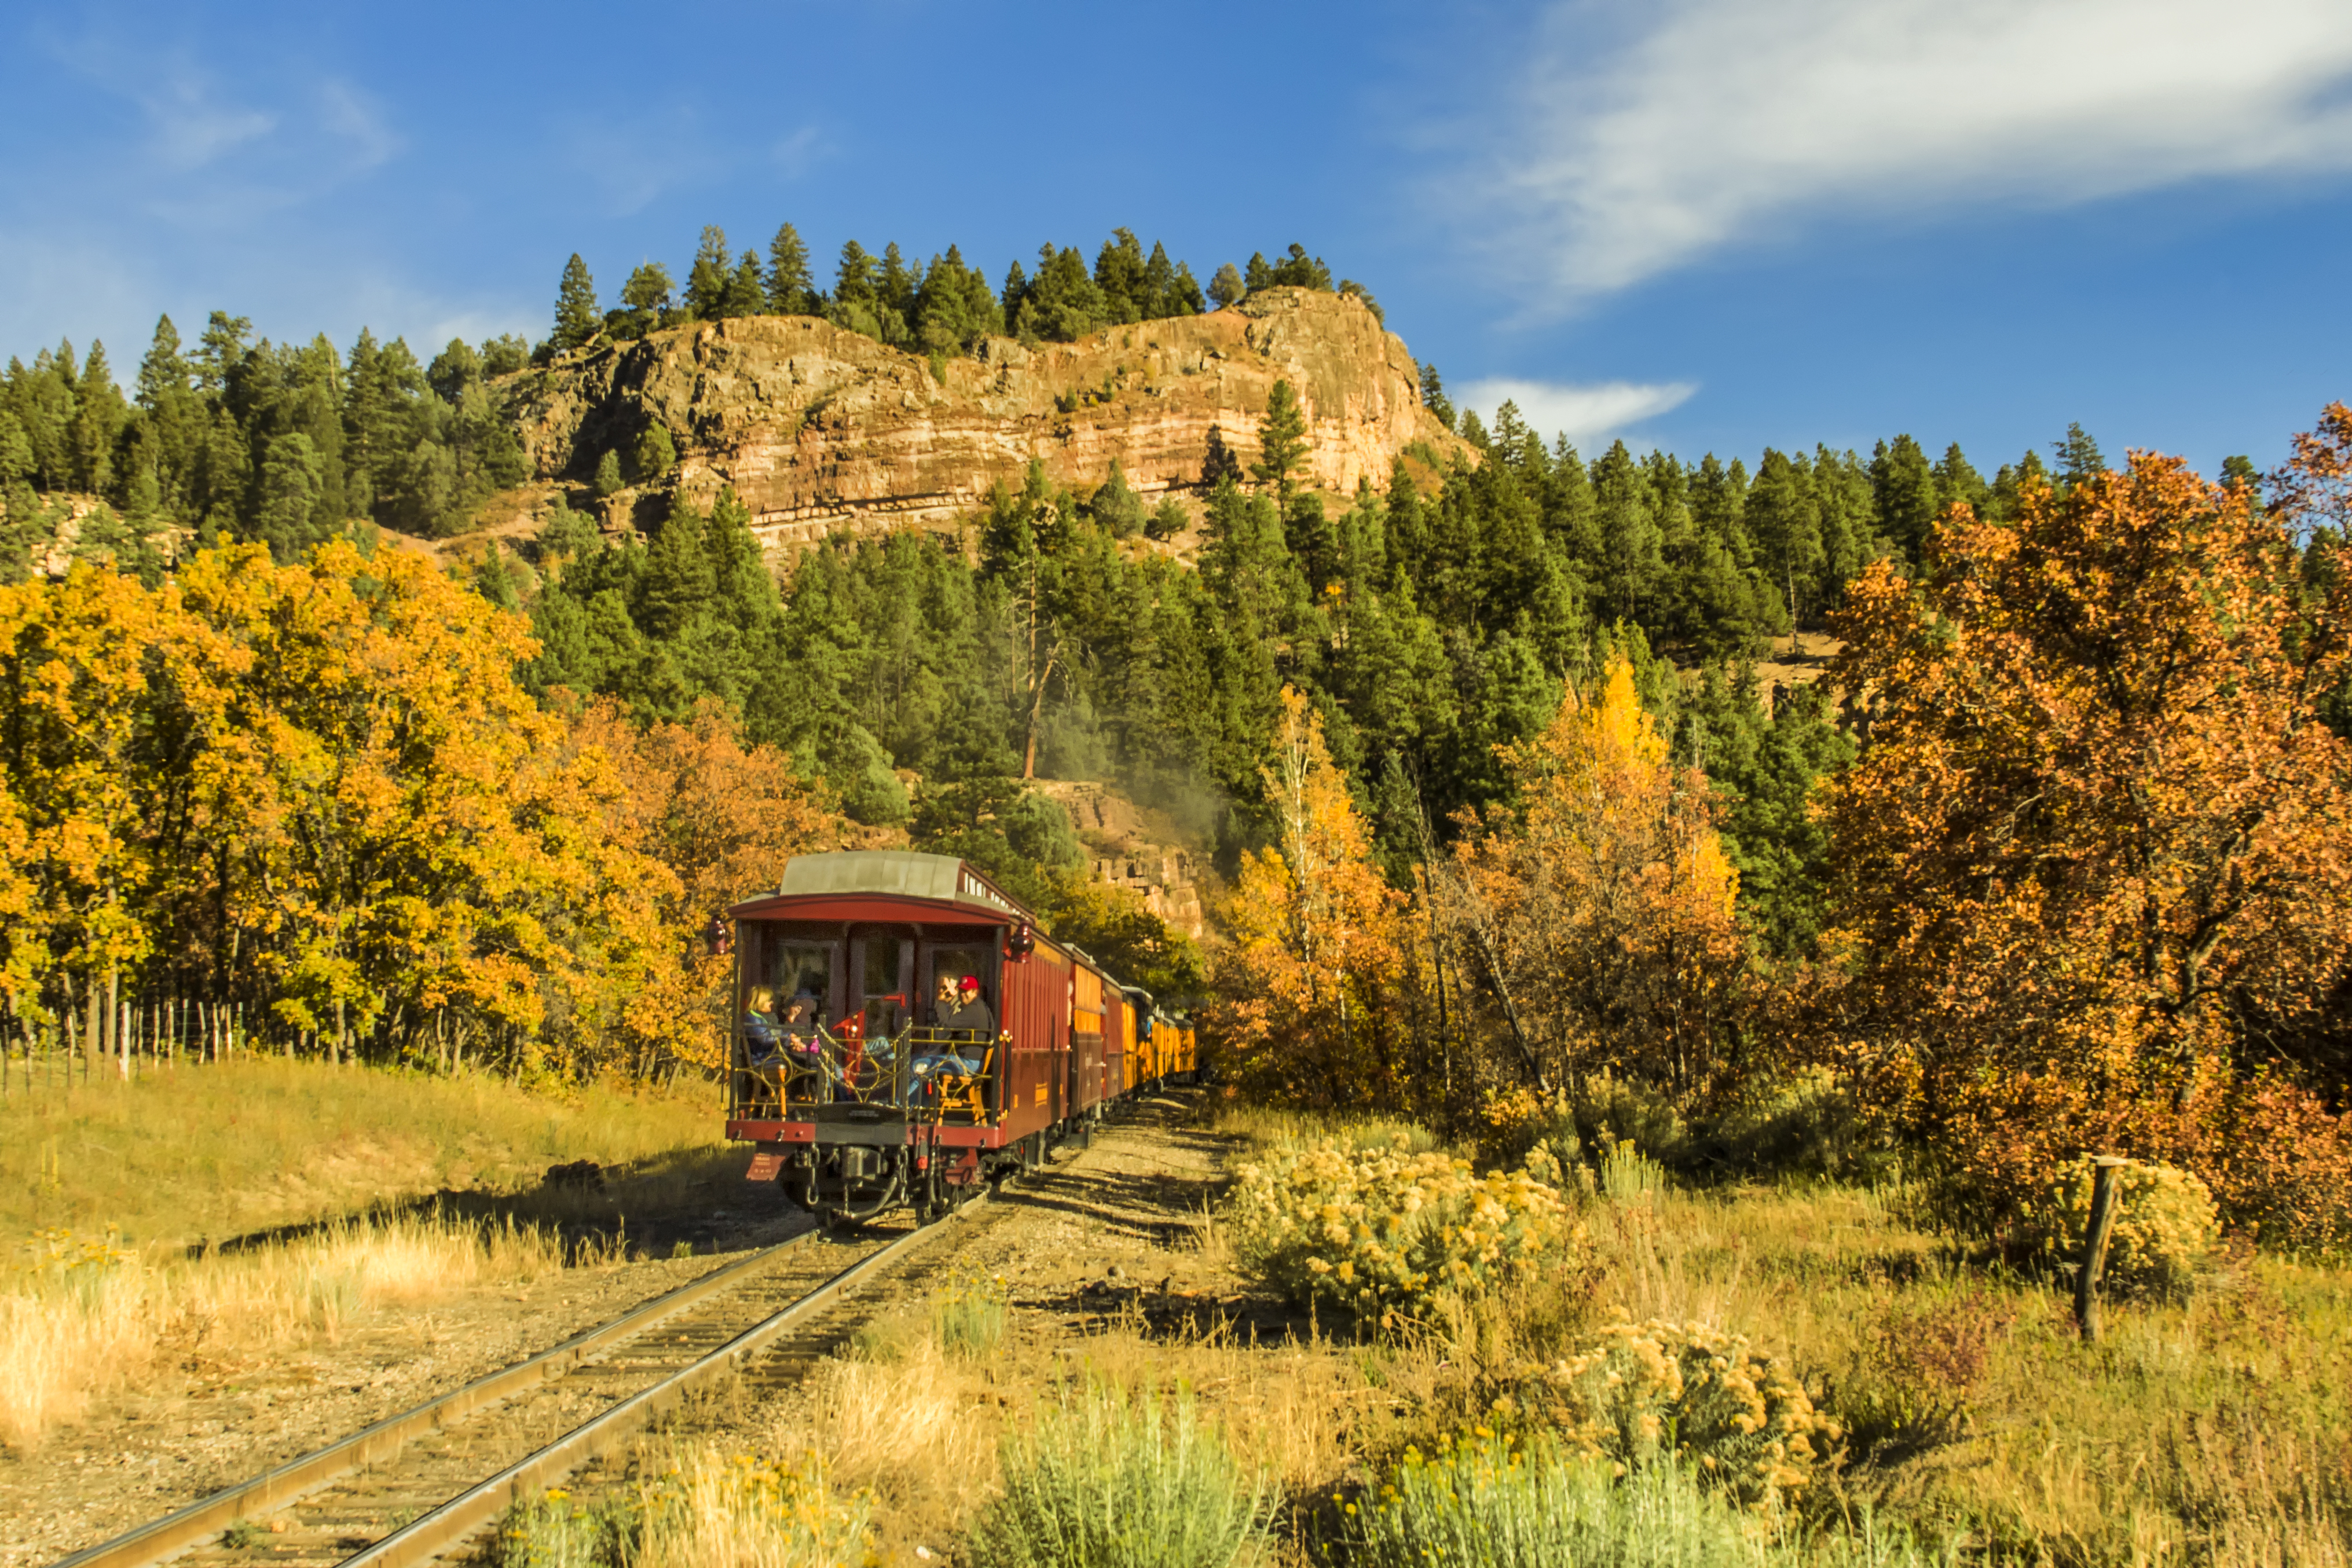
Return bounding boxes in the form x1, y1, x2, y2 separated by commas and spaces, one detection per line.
2074, 1155, 2131, 1343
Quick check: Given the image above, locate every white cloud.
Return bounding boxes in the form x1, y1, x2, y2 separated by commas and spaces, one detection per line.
1455, 376, 1697, 448
1500, 0, 2352, 296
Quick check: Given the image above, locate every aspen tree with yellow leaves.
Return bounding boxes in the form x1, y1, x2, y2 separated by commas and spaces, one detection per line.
1440, 652, 1749, 1111
1213, 687, 1412, 1107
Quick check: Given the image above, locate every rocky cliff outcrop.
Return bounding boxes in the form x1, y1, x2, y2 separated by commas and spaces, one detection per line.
505, 288, 1467, 552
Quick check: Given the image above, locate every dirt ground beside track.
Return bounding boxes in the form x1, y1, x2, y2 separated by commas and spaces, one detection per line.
9, 1089, 1341, 1568
0, 1201, 812, 1567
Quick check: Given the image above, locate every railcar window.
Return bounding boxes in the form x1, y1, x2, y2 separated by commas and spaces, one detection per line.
766, 940, 833, 1021
924, 944, 993, 1025
858, 934, 911, 1036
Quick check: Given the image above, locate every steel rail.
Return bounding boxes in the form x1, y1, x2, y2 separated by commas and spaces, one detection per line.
50, 1230, 822, 1568
339, 1196, 981, 1568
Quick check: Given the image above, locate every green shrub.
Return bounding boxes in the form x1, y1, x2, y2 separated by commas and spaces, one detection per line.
966, 1383, 1266, 1568
930, 1271, 1009, 1358
2018, 1157, 2218, 1300
1600, 1138, 1668, 1206
1336, 1432, 1940, 1567
492, 1489, 635, 1568
1227, 1137, 1585, 1323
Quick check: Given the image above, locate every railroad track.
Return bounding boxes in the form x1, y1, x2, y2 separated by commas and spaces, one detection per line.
54, 1197, 988, 1568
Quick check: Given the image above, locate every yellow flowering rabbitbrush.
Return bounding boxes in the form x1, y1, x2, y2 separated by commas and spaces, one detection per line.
1538, 1316, 1837, 1510
1226, 1136, 1584, 1317
2019, 1156, 2218, 1300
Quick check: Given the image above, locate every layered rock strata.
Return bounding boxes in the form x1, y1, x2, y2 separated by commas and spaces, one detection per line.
504, 288, 1467, 553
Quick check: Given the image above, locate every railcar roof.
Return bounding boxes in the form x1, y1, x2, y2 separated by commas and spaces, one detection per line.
765, 850, 1027, 919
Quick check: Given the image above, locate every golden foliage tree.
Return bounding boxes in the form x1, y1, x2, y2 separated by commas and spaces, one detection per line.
1441, 652, 1746, 1107
1818, 440, 2352, 1219
1213, 687, 1408, 1106
0, 541, 832, 1083
564, 697, 838, 1072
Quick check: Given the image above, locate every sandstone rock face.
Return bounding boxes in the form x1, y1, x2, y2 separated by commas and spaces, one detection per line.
1032, 781, 1207, 943
504, 288, 1468, 553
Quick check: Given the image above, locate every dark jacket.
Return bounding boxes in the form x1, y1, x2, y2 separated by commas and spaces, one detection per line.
943, 998, 995, 1036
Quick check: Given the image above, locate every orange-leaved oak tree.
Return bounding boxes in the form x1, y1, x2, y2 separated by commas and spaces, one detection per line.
1818, 439, 2352, 1226
1440, 651, 1747, 1109
1212, 686, 1408, 1107
564, 696, 838, 1072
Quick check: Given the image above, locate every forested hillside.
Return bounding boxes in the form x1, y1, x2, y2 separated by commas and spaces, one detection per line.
3, 232, 2348, 1256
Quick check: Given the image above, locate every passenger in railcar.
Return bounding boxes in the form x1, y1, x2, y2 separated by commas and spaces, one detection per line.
778, 991, 820, 1047
945, 974, 995, 1036
931, 973, 959, 1028
908, 974, 992, 1088
742, 986, 782, 1054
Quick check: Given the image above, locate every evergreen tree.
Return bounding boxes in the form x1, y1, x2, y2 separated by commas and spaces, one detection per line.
552, 255, 600, 351
765, 223, 816, 314
683, 226, 734, 320
593, 449, 624, 497
1591, 439, 1664, 625
1745, 448, 1823, 635
2055, 421, 2107, 486
255, 431, 328, 560
1017, 244, 1102, 341
1208, 262, 1244, 309
615, 263, 674, 338
1869, 434, 1939, 566
631, 424, 677, 484
1417, 364, 1456, 431
1251, 379, 1310, 514
1000, 260, 1030, 331
834, 240, 876, 307
1933, 442, 1990, 518
1094, 229, 1148, 323
640, 494, 716, 638
721, 252, 767, 318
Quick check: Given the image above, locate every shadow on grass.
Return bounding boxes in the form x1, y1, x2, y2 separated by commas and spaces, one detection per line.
191, 1142, 781, 1262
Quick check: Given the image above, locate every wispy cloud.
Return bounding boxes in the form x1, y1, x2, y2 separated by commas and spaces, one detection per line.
771, 124, 830, 179
1455, 376, 1697, 448
1496, 0, 2352, 298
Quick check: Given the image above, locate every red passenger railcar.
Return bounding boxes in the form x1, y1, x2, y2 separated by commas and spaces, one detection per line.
725, 851, 1132, 1225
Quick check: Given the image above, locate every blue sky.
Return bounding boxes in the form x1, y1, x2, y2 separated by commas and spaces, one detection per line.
5, 0, 2351, 480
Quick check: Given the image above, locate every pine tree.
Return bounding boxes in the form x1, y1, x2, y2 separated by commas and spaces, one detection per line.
552, 254, 600, 351
1000, 261, 1030, 330
1417, 364, 1456, 431
593, 449, 624, 497
722, 252, 766, 318
1252, 380, 1310, 514
834, 240, 876, 307
1869, 434, 1940, 566
640, 494, 716, 638
765, 223, 815, 314
1094, 229, 1148, 324
1933, 442, 1990, 518
1591, 439, 1664, 625
1208, 263, 1244, 310
2056, 422, 2107, 486
617, 263, 673, 337
684, 226, 733, 319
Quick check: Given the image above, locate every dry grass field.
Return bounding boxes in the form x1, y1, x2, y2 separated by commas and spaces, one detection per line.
529, 1096, 2352, 1567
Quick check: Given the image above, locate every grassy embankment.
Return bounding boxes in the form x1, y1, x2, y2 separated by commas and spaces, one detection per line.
507, 1102, 2352, 1567
1, 1058, 737, 1450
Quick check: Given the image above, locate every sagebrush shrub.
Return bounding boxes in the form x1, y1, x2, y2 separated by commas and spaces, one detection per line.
1339, 1429, 1940, 1567
1226, 1136, 1585, 1321
965, 1383, 1266, 1568
2019, 1156, 2218, 1299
